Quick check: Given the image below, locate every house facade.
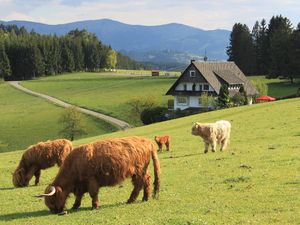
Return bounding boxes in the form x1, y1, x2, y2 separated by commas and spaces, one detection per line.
166, 60, 258, 110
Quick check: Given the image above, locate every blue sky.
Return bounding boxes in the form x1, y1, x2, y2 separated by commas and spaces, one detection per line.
0, 0, 299, 30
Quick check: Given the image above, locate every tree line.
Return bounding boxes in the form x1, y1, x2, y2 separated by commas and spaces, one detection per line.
0, 25, 146, 80
227, 15, 300, 83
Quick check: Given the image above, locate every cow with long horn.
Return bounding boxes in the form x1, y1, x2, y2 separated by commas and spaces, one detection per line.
37, 136, 161, 214
13, 139, 73, 187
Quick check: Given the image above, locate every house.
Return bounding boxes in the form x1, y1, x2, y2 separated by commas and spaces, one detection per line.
166, 60, 258, 110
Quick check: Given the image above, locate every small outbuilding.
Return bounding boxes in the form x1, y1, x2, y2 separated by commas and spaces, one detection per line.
151, 70, 160, 76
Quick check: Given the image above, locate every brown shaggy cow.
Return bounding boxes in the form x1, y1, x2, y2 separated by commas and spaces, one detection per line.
154, 135, 170, 151
38, 136, 160, 214
12, 139, 73, 187
191, 120, 231, 153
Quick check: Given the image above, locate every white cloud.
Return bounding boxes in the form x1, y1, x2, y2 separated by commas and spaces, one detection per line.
4, 11, 34, 21
0, 0, 299, 29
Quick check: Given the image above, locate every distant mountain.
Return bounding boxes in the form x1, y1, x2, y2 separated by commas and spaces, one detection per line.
0, 19, 230, 66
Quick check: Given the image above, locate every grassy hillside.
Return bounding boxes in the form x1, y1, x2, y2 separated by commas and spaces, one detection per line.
0, 98, 299, 224
21, 72, 177, 125
0, 83, 116, 152
251, 76, 299, 97
21, 73, 298, 126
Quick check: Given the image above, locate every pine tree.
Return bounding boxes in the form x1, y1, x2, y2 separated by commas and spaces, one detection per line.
0, 43, 11, 79
217, 85, 230, 108
267, 15, 293, 78
227, 23, 256, 75
287, 23, 300, 83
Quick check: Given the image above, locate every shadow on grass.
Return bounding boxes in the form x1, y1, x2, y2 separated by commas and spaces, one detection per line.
0, 202, 128, 221
0, 210, 49, 222
161, 152, 201, 160
69, 201, 127, 214
0, 187, 15, 191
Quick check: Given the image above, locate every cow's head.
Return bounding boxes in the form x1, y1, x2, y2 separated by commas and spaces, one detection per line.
12, 168, 29, 187
37, 186, 66, 214
191, 122, 201, 135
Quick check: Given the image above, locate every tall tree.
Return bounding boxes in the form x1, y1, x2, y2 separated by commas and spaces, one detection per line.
287, 23, 300, 83
227, 23, 256, 75
267, 15, 293, 78
0, 43, 11, 79
252, 19, 268, 75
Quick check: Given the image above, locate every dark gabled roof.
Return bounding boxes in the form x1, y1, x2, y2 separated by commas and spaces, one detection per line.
213, 70, 244, 85
166, 61, 258, 96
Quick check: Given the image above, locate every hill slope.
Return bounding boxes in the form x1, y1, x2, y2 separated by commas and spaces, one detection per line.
1, 19, 230, 64
0, 97, 299, 224
0, 83, 116, 152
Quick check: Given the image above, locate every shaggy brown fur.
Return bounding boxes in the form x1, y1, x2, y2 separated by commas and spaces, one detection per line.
12, 139, 73, 187
191, 120, 231, 153
154, 135, 170, 151
39, 136, 161, 214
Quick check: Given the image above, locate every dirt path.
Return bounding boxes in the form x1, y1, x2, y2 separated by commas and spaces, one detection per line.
8, 81, 132, 130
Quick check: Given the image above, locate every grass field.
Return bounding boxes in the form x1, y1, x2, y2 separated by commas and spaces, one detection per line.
21, 73, 177, 126
21, 73, 299, 126
0, 83, 117, 152
250, 76, 299, 97
0, 97, 299, 224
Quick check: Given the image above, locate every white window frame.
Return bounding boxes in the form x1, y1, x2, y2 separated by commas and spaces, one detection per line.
190, 70, 196, 77
177, 96, 188, 105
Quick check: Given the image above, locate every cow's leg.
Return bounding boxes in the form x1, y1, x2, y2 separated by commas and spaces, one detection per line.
72, 192, 84, 210
142, 171, 151, 202
211, 140, 216, 152
34, 169, 41, 185
166, 141, 170, 151
25, 166, 38, 186
88, 178, 100, 209
221, 138, 229, 151
204, 142, 209, 154
127, 174, 143, 203
158, 143, 162, 151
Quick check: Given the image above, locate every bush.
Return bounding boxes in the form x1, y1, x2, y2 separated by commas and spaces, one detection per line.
252, 79, 268, 96
140, 106, 168, 125
127, 96, 157, 121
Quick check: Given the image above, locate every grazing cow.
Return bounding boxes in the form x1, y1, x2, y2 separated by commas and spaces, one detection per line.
37, 136, 160, 214
154, 135, 170, 151
191, 120, 231, 153
12, 139, 73, 187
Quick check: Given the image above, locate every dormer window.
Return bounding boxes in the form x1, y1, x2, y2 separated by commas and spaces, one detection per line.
190, 70, 196, 77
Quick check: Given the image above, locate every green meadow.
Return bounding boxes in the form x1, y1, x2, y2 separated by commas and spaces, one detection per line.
0, 83, 116, 152
21, 72, 176, 126
0, 97, 299, 224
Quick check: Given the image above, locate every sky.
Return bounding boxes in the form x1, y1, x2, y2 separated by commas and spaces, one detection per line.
0, 0, 299, 30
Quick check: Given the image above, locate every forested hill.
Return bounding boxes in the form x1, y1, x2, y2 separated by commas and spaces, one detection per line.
0, 25, 146, 80
0, 19, 230, 64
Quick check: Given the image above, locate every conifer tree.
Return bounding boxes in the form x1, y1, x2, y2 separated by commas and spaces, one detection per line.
0, 43, 11, 79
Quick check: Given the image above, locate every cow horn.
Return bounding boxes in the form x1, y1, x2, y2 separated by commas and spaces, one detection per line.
36, 186, 56, 198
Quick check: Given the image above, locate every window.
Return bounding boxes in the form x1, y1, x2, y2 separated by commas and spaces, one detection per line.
199, 84, 202, 91
190, 70, 196, 77
177, 96, 188, 105
183, 84, 187, 91
203, 84, 209, 91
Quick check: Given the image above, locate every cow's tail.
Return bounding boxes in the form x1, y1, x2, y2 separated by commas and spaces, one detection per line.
151, 143, 160, 199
